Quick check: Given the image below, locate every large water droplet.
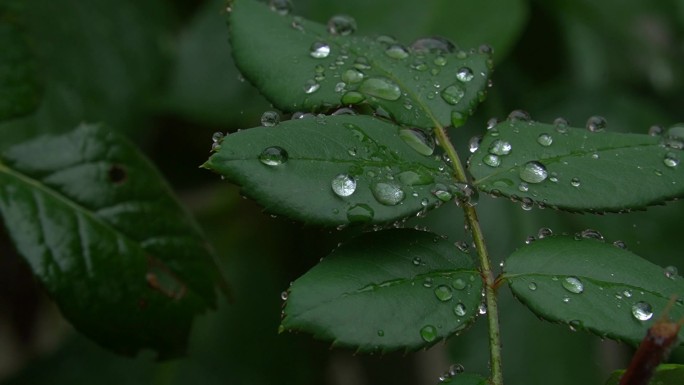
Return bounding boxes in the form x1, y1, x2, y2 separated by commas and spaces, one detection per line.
586, 116, 607, 132
441, 84, 465, 105
327, 14, 356, 35
309, 41, 331, 59
269, 0, 292, 15
342, 68, 364, 83
346, 204, 374, 223
537, 133, 553, 146
562, 277, 584, 294
341, 91, 365, 105
519, 161, 548, 183
483, 154, 501, 167
260, 111, 280, 127
410, 37, 456, 53
303, 79, 320, 94
420, 325, 438, 342
489, 139, 512, 156
664, 152, 680, 168
385, 44, 409, 59
456, 67, 474, 82
331, 174, 356, 197
259, 146, 288, 166
434, 285, 453, 301
631, 301, 653, 321
453, 303, 467, 317
358, 77, 401, 101
399, 128, 435, 156
372, 181, 405, 205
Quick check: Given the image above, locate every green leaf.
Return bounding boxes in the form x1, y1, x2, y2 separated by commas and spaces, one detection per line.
203, 114, 461, 225
0, 2, 42, 121
0, 124, 225, 358
438, 372, 488, 385
605, 364, 684, 385
281, 229, 482, 352
468, 118, 684, 212
503, 235, 684, 345
228, 0, 492, 129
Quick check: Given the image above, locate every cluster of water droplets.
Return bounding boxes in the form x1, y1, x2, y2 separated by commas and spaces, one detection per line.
210, 131, 226, 152
650, 123, 684, 171
438, 364, 465, 383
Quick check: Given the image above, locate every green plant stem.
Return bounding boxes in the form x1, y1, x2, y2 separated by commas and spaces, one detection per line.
434, 125, 504, 385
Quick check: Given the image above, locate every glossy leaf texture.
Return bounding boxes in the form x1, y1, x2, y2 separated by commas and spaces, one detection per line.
203, 114, 462, 225
228, 0, 492, 129
503, 236, 684, 345
0, 1, 42, 121
280, 229, 482, 352
605, 364, 684, 385
468, 118, 684, 212
0, 124, 224, 358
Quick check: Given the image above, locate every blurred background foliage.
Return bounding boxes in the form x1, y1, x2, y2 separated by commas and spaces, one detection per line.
1, 0, 683, 384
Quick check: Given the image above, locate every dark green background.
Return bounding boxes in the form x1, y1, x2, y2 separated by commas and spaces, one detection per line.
1, 0, 683, 384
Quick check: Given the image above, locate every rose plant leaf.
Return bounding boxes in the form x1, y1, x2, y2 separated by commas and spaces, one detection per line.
468, 118, 684, 212
203, 114, 461, 225
0, 124, 226, 359
280, 229, 482, 352
503, 235, 684, 345
228, 0, 492, 129
604, 364, 684, 385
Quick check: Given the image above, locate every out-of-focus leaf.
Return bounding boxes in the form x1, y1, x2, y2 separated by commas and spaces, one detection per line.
0, 124, 225, 358
281, 229, 482, 352
605, 364, 684, 385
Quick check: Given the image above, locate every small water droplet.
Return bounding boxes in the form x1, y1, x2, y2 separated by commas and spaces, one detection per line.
456, 67, 474, 82
489, 139, 512, 156
537, 227, 553, 239
664, 265, 678, 279
528, 282, 537, 291
434, 285, 453, 301
586, 116, 607, 132
434, 56, 447, 66
260, 111, 280, 127
613, 240, 627, 249
377, 329, 385, 337
478, 304, 487, 315
358, 77, 401, 101
341, 91, 365, 105
483, 154, 501, 167
453, 303, 467, 317
519, 161, 548, 183
562, 297, 571, 303
346, 204, 374, 223
570, 177, 581, 187
372, 181, 405, 205
452, 278, 467, 290
623, 290, 633, 298
280, 291, 289, 300
327, 14, 356, 35
664, 152, 680, 168
342, 68, 364, 84
399, 128, 435, 156
648, 125, 664, 136
518, 182, 529, 192
520, 198, 533, 211
579, 229, 604, 240
537, 133, 553, 146
331, 174, 357, 197
423, 277, 434, 288
508, 110, 531, 122
562, 277, 584, 294
410, 37, 456, 53
568, 320, 582, 332
259, 146, 288, 166
303, 79, 320, 94
441, 84, 465, 105
309, 41, 331, 59
269, 0, 292, 15
468, 136, 482, 153
211, 131, 224, 143
385, 44, 409, 59
412, 257, 422, 266
420, 325, 438, 342
631, 301, 653, 321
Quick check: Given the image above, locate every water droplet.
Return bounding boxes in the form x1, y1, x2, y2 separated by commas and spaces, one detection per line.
303, 79, 320, 94
453, 303, 467, 317
358, 77, 401, 101
508, 110, 531, 122
259, 146, 288, 166
519, 161, 548, 183
562, 297, 571, 303
562, 277, 584, 294
334, 82, 346, 93
399, 128, 435, 156
398, 171, 433, 186
623, 290, 633, 298
434, 285, 453, 301
570, 177, 581, 187
648, 125, 664, 136
280, 291, 289, 300
537, 227, 553, 238
385, 44, 409, 59
342, 68, 364, 83
528, 282, 537, 291
377, 330, 385, 337
333, 108, 356, 116
346, 204, 374, 223
211, 131, 224, 143
568, 320, 582, 332
537, 133, 553, 146
452, 278, 467, 290
520, 198, 533, 211
410, 37, 456, 53
613, 240, 627, 249
664, 265, 678, 279
423, 277, 434, 288
441, 84, 465, 105
468, 136, 482, 153
327, 14, 356, 35
269, 0, 292, 15
372, 181, 405, 205
412, 257, 422, 266
478, 304, 487, 315
483, 154, 501, 167
664, 152, 680, 168
455, 67, 474, 82
432, 184, 453, 202
579, 229, 604, 240
309, 41, 331, 59
420, 325, 438, 342
489, 140, 512, 156
331, 174, 357, 197
631, 301, 653, 321
434, 56, 447, 66
586, 116, 607, 132
518, 182, 529, 192
260, 111, 280, 127
341, 91, 365, 105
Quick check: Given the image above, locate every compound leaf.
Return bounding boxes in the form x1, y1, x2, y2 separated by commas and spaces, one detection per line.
468, 118, 684, 212
605, 364, 684, 385
203, 114, 461, 225
281, 229, 482, 352
0, 124, 225, 359
503, 236, 684, 345
228, 0, 492, 129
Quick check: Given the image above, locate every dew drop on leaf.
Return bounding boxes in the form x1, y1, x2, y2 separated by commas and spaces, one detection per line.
508, 110, 531, 122
260, 111, 280, 127
537, 133, 553, 146
613, 240, 627, 249
280, 291, 289, 301
483, 154, 501, 167
664, 265, 678, 279
410, 37, 456, 53
489, 139, 512, 156
377, 330, 385, 337
346, 204, 374, 223
518, 182, 529, 192
269, 0, 292, 15
519, 161, 548, 183
456, 67, 474, 82
420, 325, 438, 342
579, 228, 604, 240
528, 282, 537, 291
631, 301, 653, 321
570, 177, 581, 187
341, 91, 365, 105
478, 304, 487, 315
385, 44, 409, 59
562, 277, 584, 294
432, 184, 453, 202
259, 146, 288, 166
331, 174, 357, 197
434, 285, 453, 301
452, 278, 467, 290
586, 116, 607, 132
342, 68, 364, 83
327, 14, 357, 36
303, 79, 320, 94
468, 136, 482, 153
399, 128, 435, 156
309, 41, 331, 59
537, 227, 553, 238
453, 303, 467, 317
441, 84, 465, 105
358, 77, 401, 101
412, 257, 422, 266
664, 152, 680, 168
372, 181, 405, 205
648, 125, 664, 136
423, 277, 434, 288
